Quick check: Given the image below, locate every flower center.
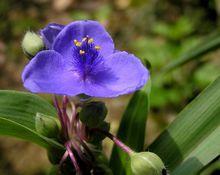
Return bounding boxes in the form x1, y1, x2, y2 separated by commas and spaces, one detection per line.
72, 36, 103, 80
73, 36, 101, 55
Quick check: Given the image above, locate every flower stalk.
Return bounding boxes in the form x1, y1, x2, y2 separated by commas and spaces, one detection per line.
91, 128, 134, 155
53, 96, 98, 174
52, 95, 137, 174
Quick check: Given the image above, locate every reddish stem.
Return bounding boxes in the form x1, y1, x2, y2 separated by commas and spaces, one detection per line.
59, 150, 68, 166
66, 142, 81, 174
62, 95, 71, 130
92, 129, 134, 155
53, 95, 66, 138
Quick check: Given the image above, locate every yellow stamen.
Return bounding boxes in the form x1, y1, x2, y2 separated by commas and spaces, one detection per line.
74, 39, 82, 46
75, 42, 82, 47
95, 45, 101, 50
88, 38, 94, 43
73, 39, 78, 44
79, 50, 85, 55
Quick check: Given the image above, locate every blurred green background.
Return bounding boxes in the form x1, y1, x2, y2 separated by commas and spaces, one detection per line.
0, 0, 220, 174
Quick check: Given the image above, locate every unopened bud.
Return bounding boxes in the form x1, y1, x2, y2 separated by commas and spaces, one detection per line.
35, 113, 60, 138
130, 152, 166, 175
22, 31, 44, 58
79, 101, 107, 128
89, 122, 110, 143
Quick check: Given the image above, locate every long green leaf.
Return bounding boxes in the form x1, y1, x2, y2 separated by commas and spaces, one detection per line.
110, 81, 151, 175
163, 31, 220, 72
0, 90, 64, 150
149, 77, 220, 175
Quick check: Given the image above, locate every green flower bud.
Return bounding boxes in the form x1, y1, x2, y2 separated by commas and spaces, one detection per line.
21, 31, 44, 58
89, 121, 110, 143
130, 152, 166, 175
35, 113, 60, 138
79, 101, 107, 128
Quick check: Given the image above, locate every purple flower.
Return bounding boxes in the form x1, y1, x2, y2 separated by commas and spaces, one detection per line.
22, 20, 149, 98
40, 23, 64, 49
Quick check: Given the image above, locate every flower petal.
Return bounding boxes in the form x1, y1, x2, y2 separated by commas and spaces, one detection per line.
40, 23, 64, 49
83, 51, 149, 97
22, 50, 83, 95
53, 20, 114, 58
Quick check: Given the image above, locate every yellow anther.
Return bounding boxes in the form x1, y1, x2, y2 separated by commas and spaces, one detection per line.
74, 39, 78, 44
79, 50, 85, 55
73, 39, 82, 46
88, 38, 94, 43
75, 42, 82, 47
95, 45, 101, 50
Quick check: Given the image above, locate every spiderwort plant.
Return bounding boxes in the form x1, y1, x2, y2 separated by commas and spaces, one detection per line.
20, 20, 166, 175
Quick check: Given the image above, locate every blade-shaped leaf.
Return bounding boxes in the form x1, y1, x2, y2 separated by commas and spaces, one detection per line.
149, 77, 220, 175
0, 90, 64, 150
110, 80, 151, 175
200, 159, 220, 175
163, 31, 220, 72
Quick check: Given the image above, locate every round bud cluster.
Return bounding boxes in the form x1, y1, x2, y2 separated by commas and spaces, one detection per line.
79, 101, 110, 143
79, 101, 107, 128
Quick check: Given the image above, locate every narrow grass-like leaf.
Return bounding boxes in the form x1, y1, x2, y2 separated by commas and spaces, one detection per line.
163, 31, 220, 72
149, 77, 220, 175
110, 80, 151, 175
0, 90, 64, 150
200, 159, 220, 175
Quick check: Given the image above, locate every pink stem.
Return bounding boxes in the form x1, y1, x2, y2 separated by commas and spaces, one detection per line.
70, 103, 77, 134
80, 139, 95, 161
66, 143, 81, 174
71, 140, 92, 165
92, 129, 134, 155
53, 95, 66, 136
75, 115, 83, 140
59, 150, 68, 166
62, 95, 71, 129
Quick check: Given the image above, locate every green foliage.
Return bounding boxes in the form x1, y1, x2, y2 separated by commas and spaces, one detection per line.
163, 31, 220, 72
152, 17, 194, 41
130, 29, 201, 108
0, 90, 64, 150
149, 77, 220, 175
110, 80, 151, 175
200, 160, 220, 175
194, 63, 220, 88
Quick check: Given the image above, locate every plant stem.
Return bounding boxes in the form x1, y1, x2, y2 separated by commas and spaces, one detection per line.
66, 143, 81, 174
92, 129, 134, 155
